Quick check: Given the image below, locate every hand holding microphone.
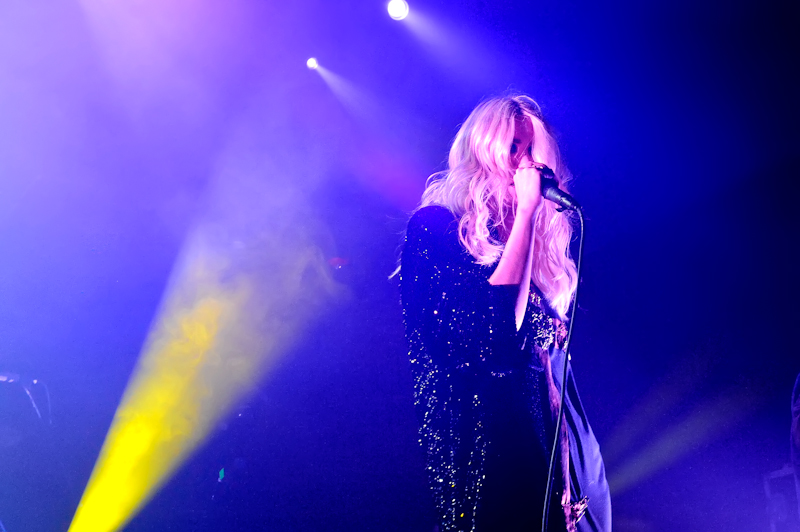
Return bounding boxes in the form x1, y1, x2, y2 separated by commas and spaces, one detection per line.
512, 160, 544, 214
513, 161, 581, 215
535, 164, 581, 211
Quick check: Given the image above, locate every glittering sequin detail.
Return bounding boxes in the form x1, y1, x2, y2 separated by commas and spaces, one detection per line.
528, 289, 568, 352
400, 206, 567, 532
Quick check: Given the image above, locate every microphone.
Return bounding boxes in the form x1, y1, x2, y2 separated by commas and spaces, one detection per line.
538, 165, 581, 211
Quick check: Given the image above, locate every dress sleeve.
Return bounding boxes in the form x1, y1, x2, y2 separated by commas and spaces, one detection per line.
401, 205, 523, 372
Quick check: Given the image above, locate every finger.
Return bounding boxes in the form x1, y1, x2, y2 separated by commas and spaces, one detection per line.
532, 163, 555, 176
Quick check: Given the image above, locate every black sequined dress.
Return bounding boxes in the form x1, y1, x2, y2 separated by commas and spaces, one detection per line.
400, 205, 611, 532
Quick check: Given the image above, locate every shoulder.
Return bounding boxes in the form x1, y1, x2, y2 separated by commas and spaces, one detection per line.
408, 205, 459, 236
403, 206, 464, 264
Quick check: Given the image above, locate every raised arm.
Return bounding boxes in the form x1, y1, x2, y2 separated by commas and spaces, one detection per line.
488, 163, 543, 286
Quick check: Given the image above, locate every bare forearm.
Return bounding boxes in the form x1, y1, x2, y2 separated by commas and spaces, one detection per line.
488, 207, 536, 285
488, 155, 544, 286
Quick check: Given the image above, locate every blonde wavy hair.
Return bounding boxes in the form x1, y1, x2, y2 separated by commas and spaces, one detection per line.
419, 95, 578, 318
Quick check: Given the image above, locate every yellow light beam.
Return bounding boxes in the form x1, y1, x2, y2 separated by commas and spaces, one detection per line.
607, 388, 764, 495
602, 349, 716, 464
68, 229, 340, 532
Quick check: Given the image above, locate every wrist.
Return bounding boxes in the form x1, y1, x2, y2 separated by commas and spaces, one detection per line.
516, 202, 538, 221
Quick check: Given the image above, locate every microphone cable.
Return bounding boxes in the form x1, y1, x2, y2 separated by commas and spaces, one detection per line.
541, 205, 585, 532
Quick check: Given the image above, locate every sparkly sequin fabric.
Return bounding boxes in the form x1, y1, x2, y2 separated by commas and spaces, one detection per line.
400, 205, 570, 532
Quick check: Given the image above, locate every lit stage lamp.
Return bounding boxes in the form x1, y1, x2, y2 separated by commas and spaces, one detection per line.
387, 0, 409, 20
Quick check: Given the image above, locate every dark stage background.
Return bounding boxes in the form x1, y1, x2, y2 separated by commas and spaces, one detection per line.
0, 0, 798, 531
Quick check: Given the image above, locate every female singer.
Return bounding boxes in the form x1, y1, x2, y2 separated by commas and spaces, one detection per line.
399, 95, 611, 532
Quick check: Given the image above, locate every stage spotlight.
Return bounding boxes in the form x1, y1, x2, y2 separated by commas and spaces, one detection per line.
387, 0, 409, 20
306, 57, 318, 70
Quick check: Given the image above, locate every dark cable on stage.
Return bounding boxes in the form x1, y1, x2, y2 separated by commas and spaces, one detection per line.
538, 168, 585, 532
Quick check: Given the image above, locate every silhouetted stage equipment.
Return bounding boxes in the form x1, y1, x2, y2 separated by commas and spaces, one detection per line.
0, 371, 53, 532
764, 465, 800, 532
0, 372, 51, 448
